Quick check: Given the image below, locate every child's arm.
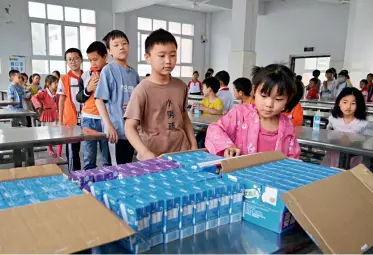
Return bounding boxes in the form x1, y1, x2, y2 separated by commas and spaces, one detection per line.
31, 91, 44, 109
125, 119, 156, 160
205, 107, 240, 156
7, 86, 15, 102
96, 99, 118, 144
200, 104, 223, 115
292, 104, 304, 127
182, 111, 198, 150
94, 67, 118, 144
58, 95, 66, 124
287, 135, 301, 159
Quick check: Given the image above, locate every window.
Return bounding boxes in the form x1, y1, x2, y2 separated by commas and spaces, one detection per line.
137, 17, 194, 77
29, 1, 96, 74
293, 56, 331, 85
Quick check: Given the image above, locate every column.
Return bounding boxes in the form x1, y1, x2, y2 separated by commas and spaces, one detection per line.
228, 0, 258, 85
343, 0, 373, 87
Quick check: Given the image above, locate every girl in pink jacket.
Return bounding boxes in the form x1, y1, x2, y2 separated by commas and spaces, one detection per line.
205, 64, 301, 159
32, 75, 62, 158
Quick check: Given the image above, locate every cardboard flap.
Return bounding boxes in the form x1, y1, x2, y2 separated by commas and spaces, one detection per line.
0, 194, 135, 254
0, 164, 62, 182
221, 151, 287, 173
281, 164, 373, 254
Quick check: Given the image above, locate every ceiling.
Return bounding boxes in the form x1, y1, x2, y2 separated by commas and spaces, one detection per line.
158, 0, 232, 13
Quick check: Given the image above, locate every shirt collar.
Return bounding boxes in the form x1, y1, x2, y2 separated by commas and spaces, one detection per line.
219, 86, 229, 92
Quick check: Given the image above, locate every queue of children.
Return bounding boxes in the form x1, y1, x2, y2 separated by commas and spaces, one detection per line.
5, 27, 373, 173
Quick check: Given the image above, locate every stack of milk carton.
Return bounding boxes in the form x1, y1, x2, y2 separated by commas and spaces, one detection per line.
163, 150, 224, 173
0, 175, 84, 210
90, 170, 244, 253
71, 158, 181, 190
224, 159, 340, 233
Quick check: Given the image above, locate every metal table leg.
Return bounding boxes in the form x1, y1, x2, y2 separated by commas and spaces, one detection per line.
25, 147, 35, 166
13, 149, 23, 167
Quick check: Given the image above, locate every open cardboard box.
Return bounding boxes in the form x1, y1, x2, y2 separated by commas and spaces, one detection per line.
0, 164, 134, 254
220, 151, 373, 254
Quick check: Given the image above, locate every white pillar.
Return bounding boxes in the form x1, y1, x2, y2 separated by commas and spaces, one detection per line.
228, 0, 258, 86
343, 0, 373, 87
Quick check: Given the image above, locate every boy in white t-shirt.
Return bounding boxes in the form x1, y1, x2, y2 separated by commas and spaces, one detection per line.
215, 70, 233, 112
187, 71, 202, 95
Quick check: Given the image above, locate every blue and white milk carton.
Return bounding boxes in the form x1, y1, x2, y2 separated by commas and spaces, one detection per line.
203, 182, 220, 230
191, 184, 207, 234
172, 186, 195, 239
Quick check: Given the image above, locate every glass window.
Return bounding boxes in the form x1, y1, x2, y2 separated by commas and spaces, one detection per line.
32, 60, 48, 74
138, 64, 151, 76
47, 4, 63, 21
80, 26, 96, 58
171, 65, 181, 77
141, 34, 149, 61
175, 36, 181, 64
153, 19, 166, 30
50, 60, 66, 74
81, 9, 96, 24
83, 61, 90, 71
169, 22, 181, 34
65, 26, 79, 51
181, 66, 193, 77
64, 7, 80, 22
182, 24, 194, 36
138, 32, 141, 62
305, 58, 317, 70
31, 23, 46, 55
29, 2, 46, 19
316, 57, 331, 71
181, 38, 193, 63
138, 17, 152, 31
48, 24, 62, 56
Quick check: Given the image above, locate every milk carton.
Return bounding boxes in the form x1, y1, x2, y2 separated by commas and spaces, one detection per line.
71, 171, 94, 188
230, 181, 244, 223
190, 184, 207, 234
90, 181, 118, 202
103, 188, 134, 215
210, 179, 232, 226
154, 189, 181, 243
203, 182, 220, 230
138, 193, 164, 246
171, 186, 195, 239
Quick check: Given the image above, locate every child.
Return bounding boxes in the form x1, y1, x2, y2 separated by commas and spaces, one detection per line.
191, 77, 223, 115
367, 73, 373, 102
32, 75, 62, 158
205, 64, 300, 159
207, 68, 214, 77
283, 80, 304, 126
191, 77, 223, 148
57, 48, 84, 172
52, 70, 61, 80
321, 68, 337, 100
21, 73, 29, 87
215, 70, 234, 112
233, 77, 254, 104
20, 73, 34, 127
188, 71, 203, 95
334, 71, 350, 98
76, 41, 110, 170
95, 30, 139, 165
360, 79, 369, 102
322, 87, 373, 168
124, 29, 197, 160
8, 70, 29, 126
306, 78, 319, 100
312, 69, 321, 95
28, 73, 42, 95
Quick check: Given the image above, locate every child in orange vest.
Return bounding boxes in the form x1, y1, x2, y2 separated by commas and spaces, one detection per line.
76, 41, 110, 170
57, 48, 83, 172
283, 80, 304, 126
32, 75, 62, 158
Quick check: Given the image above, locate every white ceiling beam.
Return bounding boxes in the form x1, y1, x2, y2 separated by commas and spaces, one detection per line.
112, 0, 166, 13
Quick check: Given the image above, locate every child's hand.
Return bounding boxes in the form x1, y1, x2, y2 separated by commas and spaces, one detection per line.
224, 146, 241, 158
142, 150, 157, 160
106, 124, 119, 144
198, 104, 205, 111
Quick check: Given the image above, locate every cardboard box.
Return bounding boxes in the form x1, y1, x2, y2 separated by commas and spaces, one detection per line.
281, 164, 373, 254
0, 164, 135, 254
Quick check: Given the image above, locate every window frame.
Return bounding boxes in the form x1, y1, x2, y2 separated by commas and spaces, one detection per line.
28, 1, 96, 74
137, 17, 195, 78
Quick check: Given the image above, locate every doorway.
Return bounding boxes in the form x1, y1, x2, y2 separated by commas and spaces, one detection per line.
290, 55, 331, 86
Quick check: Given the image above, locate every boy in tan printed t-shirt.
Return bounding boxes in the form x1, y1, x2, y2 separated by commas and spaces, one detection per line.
125, 29, 197, 160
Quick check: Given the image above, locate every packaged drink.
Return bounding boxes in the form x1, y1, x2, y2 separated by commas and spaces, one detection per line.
174, 186, 195, 239
103, 188, 133, 215
313, 110, 321, 131
90, 181, 118, 202
203, 183, 220, 230
191, 184, 207, 234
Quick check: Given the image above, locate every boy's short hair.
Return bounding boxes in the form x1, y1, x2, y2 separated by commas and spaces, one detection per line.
233, 77, 252, 96
310, 78, 319, 84
215, 70, 230, 86
193, 71, 199, 75
312, 69, 320, 77
87, 41, 108, 57
207, 68, 214, 73
367, 73, 373, 79
203, 77, 220, 94
145, 29, 177, 55
103, 30, 129, 49
21, 73, 28, 79
65, 48, 83, 60
326, 68, 333, 74
9, 70, 20, 78
339, 70, 348, 76
361, 79, 369, 85
295, 75, 302, 81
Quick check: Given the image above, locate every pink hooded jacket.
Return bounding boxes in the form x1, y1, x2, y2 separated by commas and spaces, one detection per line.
205, 104, 301, 159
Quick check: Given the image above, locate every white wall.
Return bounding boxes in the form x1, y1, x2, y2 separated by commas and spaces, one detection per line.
210, 0, 350, 75
0, 0, 112, 89
122, 4, 208, 82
